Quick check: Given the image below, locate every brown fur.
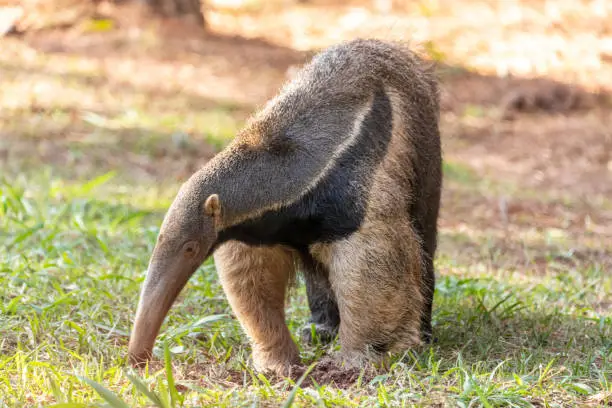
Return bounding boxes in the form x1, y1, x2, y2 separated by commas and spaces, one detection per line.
213, 241, 300, 375
128, 39, 442, 377
308, 87, 427, 366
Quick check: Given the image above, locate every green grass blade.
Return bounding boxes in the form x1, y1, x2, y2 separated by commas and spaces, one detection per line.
8, 222, 44, 248
126, 372, 167, 408
164, 342, 180, 408
281, 363, 316, 408
75, 375, 130, 408
78, 171, 116, 195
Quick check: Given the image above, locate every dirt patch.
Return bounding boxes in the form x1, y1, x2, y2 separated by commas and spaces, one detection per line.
265, 358, 374, 389
133, 356, 373, 390
443, 107, 612, 199
13, 1, 307, 107
302, 358, 368, 389
439, 72, 610, 114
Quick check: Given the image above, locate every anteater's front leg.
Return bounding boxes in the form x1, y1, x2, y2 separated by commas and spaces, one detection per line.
213, 241, 299, 376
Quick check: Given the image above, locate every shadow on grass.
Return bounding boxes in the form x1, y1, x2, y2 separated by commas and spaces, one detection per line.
433, 283, 611, 362
426, 223, 611, 376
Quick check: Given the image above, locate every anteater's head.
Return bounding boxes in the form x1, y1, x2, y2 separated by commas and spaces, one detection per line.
127, 177, 221, 366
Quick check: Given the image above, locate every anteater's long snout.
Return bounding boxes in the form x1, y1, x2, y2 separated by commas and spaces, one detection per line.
128, 260, 196, 366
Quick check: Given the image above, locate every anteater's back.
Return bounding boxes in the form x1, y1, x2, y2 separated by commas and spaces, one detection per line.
228, 39, 441, 246
256, 39, 439, 138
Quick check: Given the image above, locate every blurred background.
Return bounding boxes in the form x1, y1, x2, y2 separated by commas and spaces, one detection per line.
0, 0, 611, 405
2, 0, 611, 263
2, 0, 611, 211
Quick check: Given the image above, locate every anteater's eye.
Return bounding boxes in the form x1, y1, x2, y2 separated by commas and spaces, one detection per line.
182, 241, 200, 258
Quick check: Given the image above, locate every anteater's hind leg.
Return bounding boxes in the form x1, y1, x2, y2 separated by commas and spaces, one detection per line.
299, 256, 340, 345
213, 241, 299, 376
412, 162, 441, 344
420, 255, 435, 343
319, 220, 425, 367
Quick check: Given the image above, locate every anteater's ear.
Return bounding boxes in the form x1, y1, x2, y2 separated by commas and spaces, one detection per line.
204, 194, 221, 218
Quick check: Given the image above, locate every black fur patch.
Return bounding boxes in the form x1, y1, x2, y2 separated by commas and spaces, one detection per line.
218, 86, 393, 249
300, 252, 340, 331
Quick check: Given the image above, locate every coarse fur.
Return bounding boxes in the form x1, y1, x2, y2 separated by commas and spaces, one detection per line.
127, 38, 442, 376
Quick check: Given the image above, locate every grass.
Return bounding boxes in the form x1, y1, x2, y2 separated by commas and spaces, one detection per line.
1, 5, 611, 405
0, 169, 610, 407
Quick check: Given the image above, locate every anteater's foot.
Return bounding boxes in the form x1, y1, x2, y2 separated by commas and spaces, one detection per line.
300, 322, 338, 345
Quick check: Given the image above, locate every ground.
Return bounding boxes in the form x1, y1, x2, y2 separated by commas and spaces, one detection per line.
0, 0, 611, 407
